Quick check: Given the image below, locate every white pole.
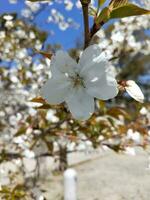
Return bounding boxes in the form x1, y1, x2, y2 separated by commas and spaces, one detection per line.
64, 168, 77, 200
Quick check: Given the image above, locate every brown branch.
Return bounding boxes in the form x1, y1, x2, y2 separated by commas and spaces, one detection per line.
80, 0, 91, 49
80, 0, 105, 46
0, 150, 79, 161
90, 21, 104, 38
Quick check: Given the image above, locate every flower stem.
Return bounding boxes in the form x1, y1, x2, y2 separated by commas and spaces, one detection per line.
80, 0, 91, 49
90, 22, 103, 38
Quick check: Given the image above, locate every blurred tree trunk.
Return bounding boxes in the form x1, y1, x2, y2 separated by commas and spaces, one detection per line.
58, 144, 68, 171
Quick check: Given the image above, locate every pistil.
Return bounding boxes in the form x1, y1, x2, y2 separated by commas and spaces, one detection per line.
70, 73, 85, 88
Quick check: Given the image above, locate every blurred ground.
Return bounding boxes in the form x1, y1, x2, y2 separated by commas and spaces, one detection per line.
39, 148, 150, 200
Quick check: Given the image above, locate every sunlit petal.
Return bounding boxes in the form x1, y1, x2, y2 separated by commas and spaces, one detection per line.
86, 72, 118, 100
66, 87, 94, 120
78, 44, 106, 72
51, 50, 78, 76
40, 77, 71, 104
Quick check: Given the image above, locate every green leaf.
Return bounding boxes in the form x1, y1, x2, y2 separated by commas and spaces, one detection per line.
89, 6, 97, 16
98, 0, 106, 7
110, 3, 150, 19
96, 7, 110, 24
109, 0, 128, 10
15, 125, 27, 136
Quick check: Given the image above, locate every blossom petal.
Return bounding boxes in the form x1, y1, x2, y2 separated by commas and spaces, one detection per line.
66, 87, 94, 120
40, 76, 71, 104
125, 80, 144, 103
51, 50, 78, 76
85, 70, 118, 100
78, 44, 106, 72
80, 58, 108, 82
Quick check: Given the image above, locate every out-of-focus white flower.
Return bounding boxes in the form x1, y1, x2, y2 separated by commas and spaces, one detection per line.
0, 31, 5, 39
48, 8, 79, 31
45, 58, 51, 66
25, 1, 40, 12
0, 111, 5, 117
23, 157, 36, 172
125, 147, 136, 156
127, 129, 141, 144
32, 187, 45, 200
76, 0, 82, 9
10, 75, 19, 83
67, 142, 76, 151
23, 149, 35, 158
35, 40, 42, 50
29, 31, 36, 39
26, 127, 33, 135
140, 107, 148, 115
9, 0, 17, 3
64, 0, 73, 10
16, 49, 27, 59
33, 63, 44, 71
21, 8, 32, 18
9, 115, 18, 126
125, 80, 144, 103
46, 109, 59, 123
13, 136, 25, 144
111, 31, 125, 43
14, 159, 22, 167
76, 142, 86, 151
59, 21, 69, 31
40, 44, 118, 120
3, 15, 13, 21
0, 175, 10, 186
14, 29, 26, 39
28, 107, 37, 116
5, 20, 14, 28
98, 135, 104, 141
26, 71, 33, 78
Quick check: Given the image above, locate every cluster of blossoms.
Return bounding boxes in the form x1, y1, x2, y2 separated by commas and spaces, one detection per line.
0, 14, 45, 62
47, 8, 79, 31
7, 0, 96, 32
8, 0, 83, 31
0, 16, 52, 197
97, 16, 150, 57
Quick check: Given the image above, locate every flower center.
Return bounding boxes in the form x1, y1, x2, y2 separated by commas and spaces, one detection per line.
70, 73, 85, 88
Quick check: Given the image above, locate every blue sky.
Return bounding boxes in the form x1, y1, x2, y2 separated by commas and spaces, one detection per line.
0, 0, 149, 50
0, 0, 85, 50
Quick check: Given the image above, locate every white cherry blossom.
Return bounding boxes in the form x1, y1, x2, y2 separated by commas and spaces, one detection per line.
3, 15, 14, 21
140, 107, 148, 115
40, 45, 118, 120
76, 0, 82, 9
64, 0, 73, 10
127, 129, 141, 144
